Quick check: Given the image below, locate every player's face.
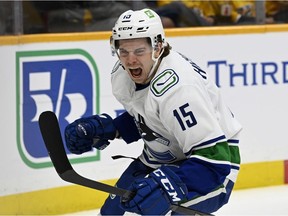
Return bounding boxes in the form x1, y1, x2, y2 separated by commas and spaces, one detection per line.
118, 38, 158, 84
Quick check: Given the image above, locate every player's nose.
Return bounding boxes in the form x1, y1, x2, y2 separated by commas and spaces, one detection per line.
126, 52, 137, 64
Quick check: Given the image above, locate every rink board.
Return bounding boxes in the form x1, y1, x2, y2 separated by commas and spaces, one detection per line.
1, 160, 287, 215
1, 24, 288, 214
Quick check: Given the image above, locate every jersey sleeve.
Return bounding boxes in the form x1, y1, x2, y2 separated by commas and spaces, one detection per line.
113, 111, 141, 143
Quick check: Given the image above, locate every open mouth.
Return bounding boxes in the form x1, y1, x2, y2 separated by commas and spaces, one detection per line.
129, 68, 142, 78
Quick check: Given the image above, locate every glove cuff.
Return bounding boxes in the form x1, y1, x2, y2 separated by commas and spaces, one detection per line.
91, 114, 117, 140
113, 112, 141, 143
149, 166, 188, 204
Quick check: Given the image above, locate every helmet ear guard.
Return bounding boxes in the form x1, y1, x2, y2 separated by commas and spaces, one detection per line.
110, 36, 117, 56
110, 8, 166, 56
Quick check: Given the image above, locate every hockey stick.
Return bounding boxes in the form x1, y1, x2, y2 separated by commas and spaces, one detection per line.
39, 111, 212, 216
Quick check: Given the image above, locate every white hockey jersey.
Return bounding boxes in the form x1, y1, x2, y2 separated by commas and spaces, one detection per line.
111, 50, 242, 169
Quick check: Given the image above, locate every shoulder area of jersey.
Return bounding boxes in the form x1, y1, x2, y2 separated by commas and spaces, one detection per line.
149, 52, 187, 97
150, 51, 206, 97
111, 60, 124, 74
150, 66, 180, 97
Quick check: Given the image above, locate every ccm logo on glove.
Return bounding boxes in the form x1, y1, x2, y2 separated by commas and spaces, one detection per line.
153, 169, 182, 202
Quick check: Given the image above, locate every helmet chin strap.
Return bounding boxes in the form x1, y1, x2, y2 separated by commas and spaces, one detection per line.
144, 46, 165, 84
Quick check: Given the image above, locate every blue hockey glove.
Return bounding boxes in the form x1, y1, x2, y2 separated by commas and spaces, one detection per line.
65, 114, 117, 154
121, 166, 188, 215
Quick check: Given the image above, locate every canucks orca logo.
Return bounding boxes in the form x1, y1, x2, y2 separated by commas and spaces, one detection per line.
150, 69, 179, 97
16, 49, 100, 168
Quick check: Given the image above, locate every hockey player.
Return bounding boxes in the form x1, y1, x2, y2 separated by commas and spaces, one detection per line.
65, 8, 242, 215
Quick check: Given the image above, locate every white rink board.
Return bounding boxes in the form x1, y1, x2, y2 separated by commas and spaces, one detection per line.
0, 28, 288, 196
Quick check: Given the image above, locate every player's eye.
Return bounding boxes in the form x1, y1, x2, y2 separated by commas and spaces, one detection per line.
134, 48, 146, 56
119, 49, 129, 57
118, 47, 151, 58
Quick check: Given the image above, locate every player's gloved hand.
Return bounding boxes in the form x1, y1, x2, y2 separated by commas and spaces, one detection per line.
65, 114, 117, 154
121, 166, 188, 215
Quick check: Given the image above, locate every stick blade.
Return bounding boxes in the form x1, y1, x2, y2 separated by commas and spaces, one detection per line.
39, 111, 72, 175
